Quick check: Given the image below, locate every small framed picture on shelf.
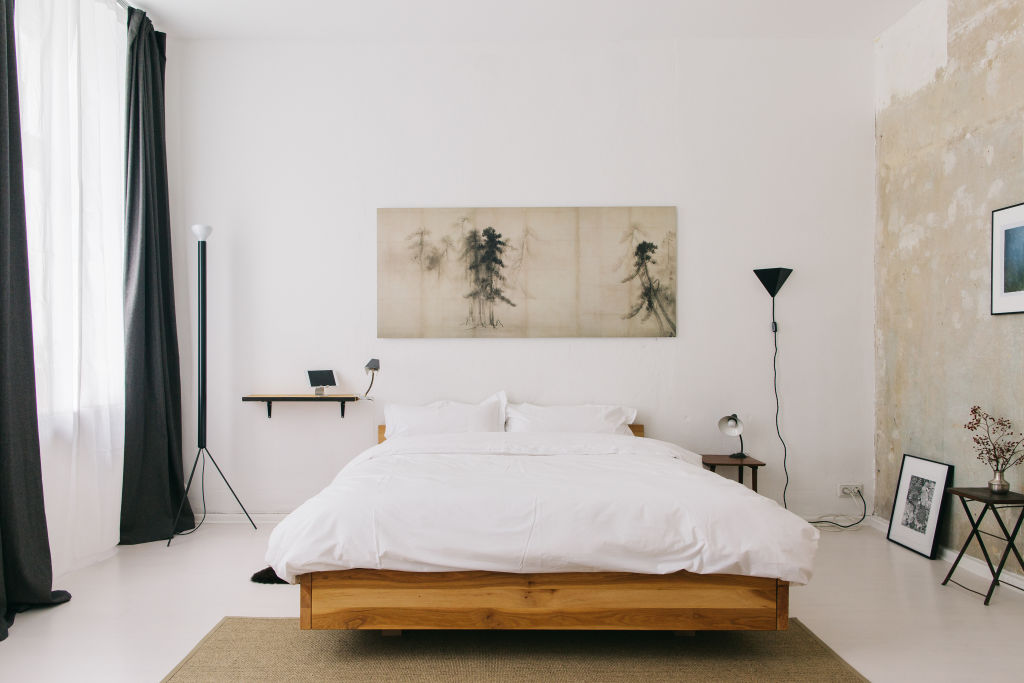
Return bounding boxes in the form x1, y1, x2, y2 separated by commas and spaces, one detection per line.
887, 454, 954, 559
992, 201, 1024, 315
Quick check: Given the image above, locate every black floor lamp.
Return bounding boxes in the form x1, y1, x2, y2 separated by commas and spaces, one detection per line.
754, 267, 792, 509
168, 224, 256, 545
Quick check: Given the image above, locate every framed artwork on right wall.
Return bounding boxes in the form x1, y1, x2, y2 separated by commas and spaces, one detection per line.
992, 201, 1024, 315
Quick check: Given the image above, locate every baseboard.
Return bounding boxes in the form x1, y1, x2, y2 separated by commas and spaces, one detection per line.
53, 546, 118, 582
199, 513, 287, 524
866, 514, 889, 532
198, 512, 1024, 588
799, 513, 889, 531
869, 514, 1024, 588
936, 544, 1024, 588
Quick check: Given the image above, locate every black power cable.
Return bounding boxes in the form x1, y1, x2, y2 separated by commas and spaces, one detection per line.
773, 290, 865, 530
176, 451, 208, 536
810, 488, 867, 529
772, 296, 790, 509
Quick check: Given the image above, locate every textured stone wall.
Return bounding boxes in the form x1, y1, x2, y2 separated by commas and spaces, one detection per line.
876, 0, 1024, 552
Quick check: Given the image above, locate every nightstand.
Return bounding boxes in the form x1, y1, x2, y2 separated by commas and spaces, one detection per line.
701, 454, 766, 492
941, 487, 1024, 605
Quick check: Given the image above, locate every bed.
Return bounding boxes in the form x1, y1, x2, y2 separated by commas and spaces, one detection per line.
268, 422, 817, 633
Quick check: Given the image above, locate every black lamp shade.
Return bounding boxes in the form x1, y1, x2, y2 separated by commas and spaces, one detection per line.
754, 268, 793, 297
365, 358, 380, 372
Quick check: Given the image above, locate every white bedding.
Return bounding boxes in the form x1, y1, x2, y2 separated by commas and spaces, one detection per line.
266, 432, 818, 584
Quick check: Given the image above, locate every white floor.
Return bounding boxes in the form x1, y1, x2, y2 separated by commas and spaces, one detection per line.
0, 522, 1021, 682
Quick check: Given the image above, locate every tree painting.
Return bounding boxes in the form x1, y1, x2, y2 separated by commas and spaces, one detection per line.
461, 226, 516, 328
507, 223, 539, 300
379, 207, 677, 338
622, 240, 676, 336
406, 227, 453, 278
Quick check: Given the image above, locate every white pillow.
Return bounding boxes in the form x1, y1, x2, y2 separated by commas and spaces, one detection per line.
505, 402, 638, 435
384, 391, 508, 439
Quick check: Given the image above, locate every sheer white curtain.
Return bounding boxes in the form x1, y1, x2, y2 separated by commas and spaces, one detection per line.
16, 0, 128, 577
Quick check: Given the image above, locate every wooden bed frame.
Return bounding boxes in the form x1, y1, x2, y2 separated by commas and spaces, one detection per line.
297, 424, 789, 632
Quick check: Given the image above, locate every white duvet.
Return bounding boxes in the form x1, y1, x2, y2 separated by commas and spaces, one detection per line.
266, 433, 818, 584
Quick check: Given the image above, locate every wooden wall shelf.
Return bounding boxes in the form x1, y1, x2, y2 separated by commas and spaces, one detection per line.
242, 394, 360, 418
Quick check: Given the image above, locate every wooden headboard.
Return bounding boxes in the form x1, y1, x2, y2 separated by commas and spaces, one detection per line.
377, 424, 644, 444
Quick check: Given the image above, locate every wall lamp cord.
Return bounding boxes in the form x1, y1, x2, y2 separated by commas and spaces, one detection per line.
810, 489, 867, 529
773, 296, 790, 509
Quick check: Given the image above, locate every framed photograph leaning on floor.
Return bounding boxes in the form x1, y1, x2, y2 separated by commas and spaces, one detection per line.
888, 455, 955, 559
992, 201, 1024, 315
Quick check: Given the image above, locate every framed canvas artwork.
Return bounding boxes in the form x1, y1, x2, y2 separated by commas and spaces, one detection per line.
887, 454, 954, 559
377, 207, 677, 338
991, 201, 1024, 315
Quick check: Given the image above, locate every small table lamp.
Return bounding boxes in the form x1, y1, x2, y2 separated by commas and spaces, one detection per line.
718, 413, 745, 458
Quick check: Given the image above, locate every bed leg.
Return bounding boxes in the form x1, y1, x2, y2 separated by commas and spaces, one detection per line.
299, 574, 312, 630
381, 629, 403, 637
776, 579, 789, 630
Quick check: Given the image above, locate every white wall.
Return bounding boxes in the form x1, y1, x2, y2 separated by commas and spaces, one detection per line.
166, 34, 876, 519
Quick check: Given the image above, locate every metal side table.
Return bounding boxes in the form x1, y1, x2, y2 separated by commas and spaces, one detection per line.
941, 487, 1024, 605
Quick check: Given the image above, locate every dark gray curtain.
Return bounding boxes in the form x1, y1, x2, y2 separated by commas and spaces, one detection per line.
0, 0, 71, 641
120, 8, 193, 544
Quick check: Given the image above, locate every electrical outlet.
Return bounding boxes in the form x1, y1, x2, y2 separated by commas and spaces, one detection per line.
838, 483, 863, 498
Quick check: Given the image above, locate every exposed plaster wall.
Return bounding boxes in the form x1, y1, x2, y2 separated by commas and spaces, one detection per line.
875, 0, 1024, 552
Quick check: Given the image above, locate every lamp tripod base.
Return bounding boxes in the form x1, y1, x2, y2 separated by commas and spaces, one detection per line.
167, 447, 257, 546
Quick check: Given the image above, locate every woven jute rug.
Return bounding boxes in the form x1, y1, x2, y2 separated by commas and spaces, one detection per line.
163, 618, 867, 682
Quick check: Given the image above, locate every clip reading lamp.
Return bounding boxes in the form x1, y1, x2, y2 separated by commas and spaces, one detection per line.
363, 358, 380, 398
718, 414, 745, 458
753, 267, 793, 508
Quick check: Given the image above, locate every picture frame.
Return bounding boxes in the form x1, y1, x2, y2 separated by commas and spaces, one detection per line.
991, 201, 1024, 315
377, 207, 677, 338
887, 454, 954, 559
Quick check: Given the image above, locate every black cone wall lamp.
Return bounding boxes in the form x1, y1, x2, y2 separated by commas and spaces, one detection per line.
754, 267, 792, 299
753, 267, 792, 508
